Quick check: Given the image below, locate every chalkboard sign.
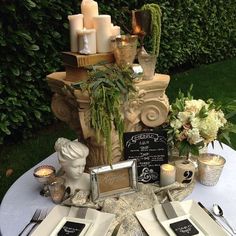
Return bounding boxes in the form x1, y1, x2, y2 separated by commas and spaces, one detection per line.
123, 130, 168, 183
58, 221, 85, 236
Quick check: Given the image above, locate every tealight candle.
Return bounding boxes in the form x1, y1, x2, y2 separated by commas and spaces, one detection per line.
68, 14, 83, 52
33, 165, 56, 196
160, 164, 176, 187
78, 28, 96, 54
34, 168, 54, 177
93, 15, 112, 53
81, 0, 99, 29
34, 165, 55, 177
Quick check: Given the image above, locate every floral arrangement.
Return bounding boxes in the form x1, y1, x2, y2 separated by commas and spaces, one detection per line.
167, 89, 236, 158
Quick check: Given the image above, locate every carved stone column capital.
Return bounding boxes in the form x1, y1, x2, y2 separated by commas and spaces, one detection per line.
47, 72, 170, 168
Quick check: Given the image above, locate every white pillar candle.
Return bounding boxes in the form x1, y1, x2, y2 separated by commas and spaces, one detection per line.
81, 0, 99, 29
111, 25, 121, 38
160, 164, 176, 187
68, 14, 83, 52
77, 28, 96, 54
93, 15, 112, 53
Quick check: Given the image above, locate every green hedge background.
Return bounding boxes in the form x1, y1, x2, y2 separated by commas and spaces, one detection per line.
0, 0, 235, 144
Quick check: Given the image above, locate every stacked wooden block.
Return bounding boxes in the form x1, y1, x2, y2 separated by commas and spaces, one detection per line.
62, 52, 115, 82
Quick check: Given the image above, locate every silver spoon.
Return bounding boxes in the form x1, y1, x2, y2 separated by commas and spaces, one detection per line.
212, 204, 236, 234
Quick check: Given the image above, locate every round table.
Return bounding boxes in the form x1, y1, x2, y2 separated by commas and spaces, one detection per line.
0, 142, 236, 235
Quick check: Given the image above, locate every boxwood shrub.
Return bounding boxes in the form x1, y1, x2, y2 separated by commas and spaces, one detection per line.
0, 0, 235, 144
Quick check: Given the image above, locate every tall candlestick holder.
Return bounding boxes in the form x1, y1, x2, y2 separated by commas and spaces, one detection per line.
131, 9, 151, 56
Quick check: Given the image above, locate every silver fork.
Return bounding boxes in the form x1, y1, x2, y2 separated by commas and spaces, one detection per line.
18, 209, 41, 236
26, 209, 48, 236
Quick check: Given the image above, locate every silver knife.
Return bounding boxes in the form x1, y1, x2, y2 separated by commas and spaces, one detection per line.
198, 202, 233, 236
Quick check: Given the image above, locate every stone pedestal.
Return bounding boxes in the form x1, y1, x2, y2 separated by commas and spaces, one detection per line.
47, 71, 170, 169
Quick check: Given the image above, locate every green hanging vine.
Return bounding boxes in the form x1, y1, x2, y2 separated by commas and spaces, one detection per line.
73, 65, 136, 164
141, 3, 162, 56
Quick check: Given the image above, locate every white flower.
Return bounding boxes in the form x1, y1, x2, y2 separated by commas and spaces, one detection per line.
217, 109, 227, 125
191, 117, 201, 129
187, 128, 202, 144
197, 109, 226, 143
178, 111, 193, 124
170, 119, 182, 129
185, 99, 206, 114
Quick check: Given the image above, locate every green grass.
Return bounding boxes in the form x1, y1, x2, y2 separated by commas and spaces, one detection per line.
167, 58, 236, 103
0, 57, 236, 202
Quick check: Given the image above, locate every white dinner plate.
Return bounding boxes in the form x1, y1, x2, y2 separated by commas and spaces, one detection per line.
31, 205, 115, 236
135, 200, 228, 236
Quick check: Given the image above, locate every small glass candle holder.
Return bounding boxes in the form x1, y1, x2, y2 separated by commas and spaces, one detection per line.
198, 153, 226, 186
112, 35, 138, 68
33, 165, 56, 196
138, 53, 157, 80
160, 164, 176, 187
48, 177, 66, 204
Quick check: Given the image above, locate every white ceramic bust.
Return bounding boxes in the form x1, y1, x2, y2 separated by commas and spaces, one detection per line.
54, 138, 90, 194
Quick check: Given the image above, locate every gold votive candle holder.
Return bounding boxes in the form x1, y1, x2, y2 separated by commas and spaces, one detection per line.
112, 35, 138, 68
198, 153, 226, 186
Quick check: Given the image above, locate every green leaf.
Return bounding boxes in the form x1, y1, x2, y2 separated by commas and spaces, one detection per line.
198, 106, 208, 118
29, 45, 40, 51
179, 141, 191, 157
11, 67, 20, 76
34, 110, 41, 120
0, 124, 11, 135
25, 0, 36, 8
16, 32, 32, 41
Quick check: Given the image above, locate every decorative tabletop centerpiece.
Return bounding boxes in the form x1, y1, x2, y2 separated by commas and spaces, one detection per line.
167, 87, 236, 160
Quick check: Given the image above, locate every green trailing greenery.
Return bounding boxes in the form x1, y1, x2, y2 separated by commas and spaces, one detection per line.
1, 0, 236, 144
72, 65, 136, 163
141, 3, 162, 56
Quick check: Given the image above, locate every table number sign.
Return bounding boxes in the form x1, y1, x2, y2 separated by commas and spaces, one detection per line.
123, 130, 168, 183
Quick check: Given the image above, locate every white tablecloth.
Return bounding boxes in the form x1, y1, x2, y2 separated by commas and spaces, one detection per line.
0, 142, 236, 236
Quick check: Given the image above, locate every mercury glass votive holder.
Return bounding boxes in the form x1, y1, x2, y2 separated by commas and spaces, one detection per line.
33, 165, 56, 196
112, 35, 138, 68
48, 177, 66, 204
138, 53, 157, 80
197, 153, 226, 186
